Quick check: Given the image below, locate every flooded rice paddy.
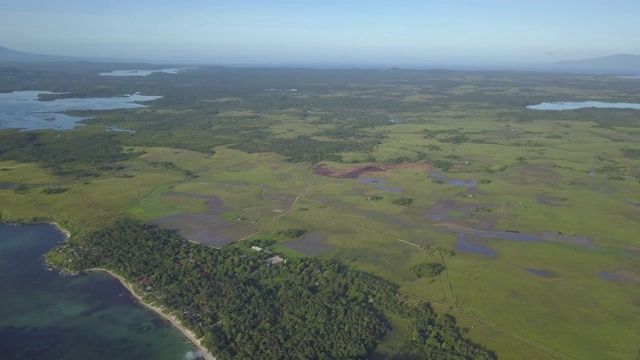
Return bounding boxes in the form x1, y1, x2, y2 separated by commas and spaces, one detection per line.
429, 172, 478, 187
357, 178, 405, 192
282, 231, 335, 256
148, 192, 256, 248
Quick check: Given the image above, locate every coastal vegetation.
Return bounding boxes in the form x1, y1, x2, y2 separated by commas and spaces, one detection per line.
49, 219, 493, 359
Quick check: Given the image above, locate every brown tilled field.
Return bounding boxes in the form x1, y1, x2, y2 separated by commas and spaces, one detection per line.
313, 162, 430, 179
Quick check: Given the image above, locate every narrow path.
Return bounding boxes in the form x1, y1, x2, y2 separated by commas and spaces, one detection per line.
438, 252, 459, 307
406, 291, 574, 360
350, 222, 421, 248
76, 184, 89, 207
238, 165, 311, 241
135, 175, 146, 201
40, 167, 56, 183
461, 311, 574, 360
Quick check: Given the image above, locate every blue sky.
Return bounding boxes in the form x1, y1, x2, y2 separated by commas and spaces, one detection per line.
1, 0, 639, 65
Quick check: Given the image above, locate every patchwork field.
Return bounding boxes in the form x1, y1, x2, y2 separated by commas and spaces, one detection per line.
13, 143, 631, 359
282, 231, 335, 256
148, 193, 257, 247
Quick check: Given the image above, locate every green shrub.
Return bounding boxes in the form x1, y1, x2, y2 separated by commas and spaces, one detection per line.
392, 198, 413, 206
410, 263, 445, 278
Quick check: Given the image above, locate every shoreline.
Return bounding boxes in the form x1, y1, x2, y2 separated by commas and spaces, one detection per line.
49, 222, 71, 241
89, 268, 215, 360
0, 220, 72, 241
9, 220, 215, 359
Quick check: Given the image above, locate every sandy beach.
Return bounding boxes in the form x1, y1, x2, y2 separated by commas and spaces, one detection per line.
88, 268, 215, 360
45, 222, 214, 359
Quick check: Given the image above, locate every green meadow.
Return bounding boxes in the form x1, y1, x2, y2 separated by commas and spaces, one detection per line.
1, 64, 639, 359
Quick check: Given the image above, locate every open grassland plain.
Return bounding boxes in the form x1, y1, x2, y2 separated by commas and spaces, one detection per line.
2, 64, 640, 359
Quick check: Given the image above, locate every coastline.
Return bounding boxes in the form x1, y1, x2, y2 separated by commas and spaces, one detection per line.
50, 222, 71, 241
0, 220, 72, 241
89, 268, 215, 360
11, 220, 215, 359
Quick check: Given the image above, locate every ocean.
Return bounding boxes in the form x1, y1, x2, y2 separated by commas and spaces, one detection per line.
0, 222, 196, 360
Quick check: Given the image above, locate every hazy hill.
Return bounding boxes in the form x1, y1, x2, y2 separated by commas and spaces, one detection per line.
556, 54, 640, 68
0, 46, 137, 63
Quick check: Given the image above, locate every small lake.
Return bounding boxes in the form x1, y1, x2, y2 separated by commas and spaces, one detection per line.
599, 271, 640, 284
0, 91, 161, 131
455, 233, 497, 257
525, 268, 556, 278
429, 172, 478, 188
527, 101, 640, 110
0, 223, 194, 359
357, 178, 405, 192
99, 68, 193, 77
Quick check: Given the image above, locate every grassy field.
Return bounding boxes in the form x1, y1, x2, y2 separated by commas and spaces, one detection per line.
6, 140, 636, 358
2, 66, 640, 359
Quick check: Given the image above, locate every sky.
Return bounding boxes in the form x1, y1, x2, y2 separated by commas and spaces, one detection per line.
1, 0, 639, 66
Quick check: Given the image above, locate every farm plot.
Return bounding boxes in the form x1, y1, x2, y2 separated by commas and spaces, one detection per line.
149, 192, 257, 247
282, 231, 335, 256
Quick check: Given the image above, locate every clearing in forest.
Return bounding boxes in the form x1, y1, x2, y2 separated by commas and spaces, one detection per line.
149, 192, 257, 247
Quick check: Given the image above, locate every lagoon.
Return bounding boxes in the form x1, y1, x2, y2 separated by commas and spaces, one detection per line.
0, 91, 161, 131
99, 68, 193, 77
527, 101, 640, 110
0, 223, 194, 359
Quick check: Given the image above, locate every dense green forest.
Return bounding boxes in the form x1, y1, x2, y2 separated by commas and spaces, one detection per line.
49, 220, 494, 360
0, 130, 140, 176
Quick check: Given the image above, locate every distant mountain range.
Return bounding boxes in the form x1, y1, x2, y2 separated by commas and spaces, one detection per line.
556, 54, 640, 68
0, 46, 136, 63
2, 45, 640, 72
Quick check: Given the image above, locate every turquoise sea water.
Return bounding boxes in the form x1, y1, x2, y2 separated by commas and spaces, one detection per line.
0, 223, 195, 360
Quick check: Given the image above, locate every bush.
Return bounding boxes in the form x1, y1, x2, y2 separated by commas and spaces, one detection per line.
621, 148, 640, 159
392, 198, 413, 206
42, 186, 69, 194
432, 160, 454, 171
277, 228, 306, 238
13, 184, 29, 194
410, 263, 445, 278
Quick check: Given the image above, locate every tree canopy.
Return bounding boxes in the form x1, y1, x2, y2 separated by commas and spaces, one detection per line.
50, 220, 494, 360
